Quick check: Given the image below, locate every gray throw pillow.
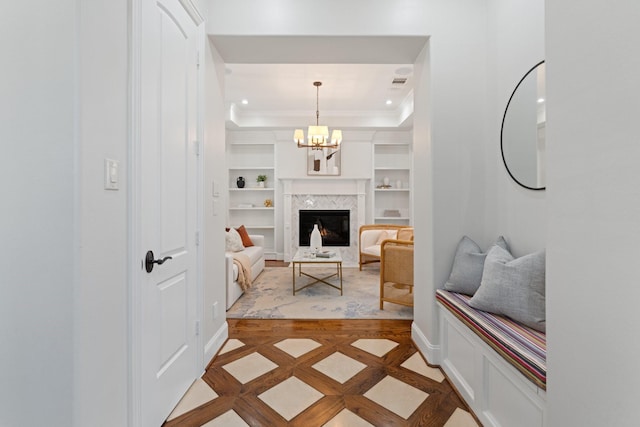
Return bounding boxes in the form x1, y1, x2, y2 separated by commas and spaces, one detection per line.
469, 245, 546, 332
443, 236, 509, 296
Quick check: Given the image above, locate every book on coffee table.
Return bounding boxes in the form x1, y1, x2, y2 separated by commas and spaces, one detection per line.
316, 250, 336, 258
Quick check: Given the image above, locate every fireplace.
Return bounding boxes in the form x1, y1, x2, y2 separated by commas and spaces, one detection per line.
299, 210, 350, 247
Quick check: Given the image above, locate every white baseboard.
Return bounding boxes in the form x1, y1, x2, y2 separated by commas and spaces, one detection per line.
204, 322, 229, 367
411, 321, 441, 365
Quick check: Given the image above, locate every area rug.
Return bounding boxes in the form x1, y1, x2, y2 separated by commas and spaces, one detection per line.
226, 266, 413, 319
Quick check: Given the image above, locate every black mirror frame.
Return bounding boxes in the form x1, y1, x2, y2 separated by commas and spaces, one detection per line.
500, 60, 546, 191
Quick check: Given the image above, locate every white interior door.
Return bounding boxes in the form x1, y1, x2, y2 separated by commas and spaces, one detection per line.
139, 0, 199, 425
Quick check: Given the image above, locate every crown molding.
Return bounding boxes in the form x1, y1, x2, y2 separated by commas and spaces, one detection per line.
226, 101, 414, 130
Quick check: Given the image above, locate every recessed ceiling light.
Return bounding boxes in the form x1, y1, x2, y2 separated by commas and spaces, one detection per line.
386, 100, 393, 105
241, 99, 249, 105
537, 98, 545, 103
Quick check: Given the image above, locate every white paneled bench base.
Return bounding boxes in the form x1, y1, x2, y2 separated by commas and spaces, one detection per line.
436, 289, 546, 427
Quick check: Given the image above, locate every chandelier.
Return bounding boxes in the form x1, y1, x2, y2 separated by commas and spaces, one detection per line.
294, 81, 342, 149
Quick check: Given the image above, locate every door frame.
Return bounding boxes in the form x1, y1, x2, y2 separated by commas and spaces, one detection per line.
127, 1, 205, 425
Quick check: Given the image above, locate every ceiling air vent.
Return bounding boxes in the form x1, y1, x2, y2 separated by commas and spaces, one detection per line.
392, 77, 407, 85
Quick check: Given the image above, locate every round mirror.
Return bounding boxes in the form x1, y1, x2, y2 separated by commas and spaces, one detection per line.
501, 60, 546, 190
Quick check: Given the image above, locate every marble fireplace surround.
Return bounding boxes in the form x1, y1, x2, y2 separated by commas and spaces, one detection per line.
281, 178, 367, 266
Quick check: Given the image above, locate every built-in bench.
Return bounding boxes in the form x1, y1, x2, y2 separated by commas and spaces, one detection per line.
436, 289, 547, 427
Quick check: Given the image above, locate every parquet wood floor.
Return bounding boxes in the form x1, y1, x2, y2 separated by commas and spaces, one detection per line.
163, 319, 477, 427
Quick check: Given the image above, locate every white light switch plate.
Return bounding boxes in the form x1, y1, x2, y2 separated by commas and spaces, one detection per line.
212, 179, 220, 197
104, 158, 119, 190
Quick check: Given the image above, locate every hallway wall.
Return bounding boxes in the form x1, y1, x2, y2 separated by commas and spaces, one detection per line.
485, 0, 546, 256
74, 1, 130, 425
413, 0, 492, 355
1, 2, 77, 425
3, 1, 131, 426
546, 0, 640, 425
202, 35, 230, 362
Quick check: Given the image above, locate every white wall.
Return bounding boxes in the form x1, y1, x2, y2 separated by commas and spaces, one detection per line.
546, 1, 640, 425
485, 0, 546, 257
413, 0, 492, 357
202, 36, 229, 362
275, 131, 373, 180
208, 0, 429, 35
414, 0, 546, 360
74, 1, 130, 425
1, 2, 76, 425
2, 1, 130, 426
412, 0, 547, 392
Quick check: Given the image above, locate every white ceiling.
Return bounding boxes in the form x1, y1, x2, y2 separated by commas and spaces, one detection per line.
211, 35, 428, 130
225, 63, 414, 112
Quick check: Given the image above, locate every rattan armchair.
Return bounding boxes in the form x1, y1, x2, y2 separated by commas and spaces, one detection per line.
379, 238, 414, 309
359, 224, 414, 270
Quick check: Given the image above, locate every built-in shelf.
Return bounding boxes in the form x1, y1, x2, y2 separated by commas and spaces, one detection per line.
228, 166, 274, 170
374, 217, 411, 221
227, 139, 277, 258
229, 207, 274, 210
230, 225, 275, 230
373, 141, 412, 226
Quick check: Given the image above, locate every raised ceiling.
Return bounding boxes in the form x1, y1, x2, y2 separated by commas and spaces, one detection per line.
211, 35, 428, 130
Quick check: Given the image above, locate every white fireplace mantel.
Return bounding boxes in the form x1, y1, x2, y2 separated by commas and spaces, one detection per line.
280, 177, 368, 195
281, 178, 368, 265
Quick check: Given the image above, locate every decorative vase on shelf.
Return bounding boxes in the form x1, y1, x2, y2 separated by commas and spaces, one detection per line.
383, 176, 390, 186
309, 224, 322, 252
236, 177, 245, 188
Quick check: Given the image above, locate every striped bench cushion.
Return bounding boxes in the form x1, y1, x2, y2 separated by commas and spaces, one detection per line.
436, 289, 546, 389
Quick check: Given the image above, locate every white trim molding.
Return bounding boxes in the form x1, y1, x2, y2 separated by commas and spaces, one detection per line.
178, 0, 204, 25
204, 322, 229, 366
128, 0, 143, 425
411, 321, 441, 365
